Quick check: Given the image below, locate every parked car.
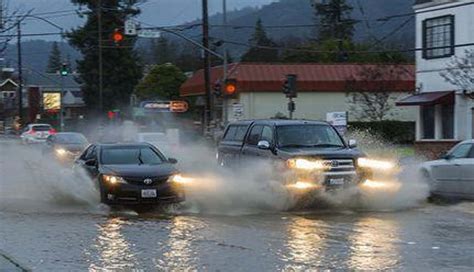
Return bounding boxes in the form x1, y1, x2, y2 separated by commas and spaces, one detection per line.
74, 142, 186, 205
217, 119, 394, 193
43, 132, 89, 163
420, 140, 474, 200
20, 124, 56, 144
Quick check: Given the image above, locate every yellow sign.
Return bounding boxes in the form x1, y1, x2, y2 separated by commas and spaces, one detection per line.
43, 92, 61, 110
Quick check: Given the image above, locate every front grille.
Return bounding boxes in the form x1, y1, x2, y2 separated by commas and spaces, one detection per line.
321, 159, 355, 172
123, 176, 169, 186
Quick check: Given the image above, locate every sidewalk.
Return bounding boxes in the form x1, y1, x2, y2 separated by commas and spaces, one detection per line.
0, 251, 29, 272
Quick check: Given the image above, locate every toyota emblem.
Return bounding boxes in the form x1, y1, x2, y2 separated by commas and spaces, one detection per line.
331, 160, 339, 167
143, 178, 153, 185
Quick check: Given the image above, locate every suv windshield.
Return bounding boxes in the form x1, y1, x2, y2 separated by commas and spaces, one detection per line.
56, 134, 88, 144
32, 125, 52, 132
101, 146, 164, 165
276, 125, 345, 148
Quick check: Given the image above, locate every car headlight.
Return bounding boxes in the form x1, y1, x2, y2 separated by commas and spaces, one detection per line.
102, 175, 127, 185
357, 158, 394, 170
287, 158, 328, 170
55, 148, 67, 156
168, 174, 194, 184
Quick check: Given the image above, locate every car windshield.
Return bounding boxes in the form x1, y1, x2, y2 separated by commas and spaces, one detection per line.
276, 125, 345, 148
140, 134, 167, 143
101, 146, 165, 165
32, 125, 52, 131
55, 134, 88, 144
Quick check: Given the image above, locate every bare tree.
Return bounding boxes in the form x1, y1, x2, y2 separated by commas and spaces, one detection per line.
440, 49, 474, 92
0, 0, 29, 56
346, 65, 411, 121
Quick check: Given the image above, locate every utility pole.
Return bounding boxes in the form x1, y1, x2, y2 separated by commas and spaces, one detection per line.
222, 0, 228, 125
17, 21, 23, 126
202, 0, 211, 134
97, 0, 104, 113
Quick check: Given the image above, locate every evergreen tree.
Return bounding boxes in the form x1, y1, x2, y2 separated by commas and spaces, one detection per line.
241, 19, 279, 62
314, 0, 356, 41
67, 0, 142, 111
46, 42, 62, 73
135, 64, 186, 100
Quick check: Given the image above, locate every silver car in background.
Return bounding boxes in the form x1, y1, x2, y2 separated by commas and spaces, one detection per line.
20, 124, 56, 144
420, 140, 474, 200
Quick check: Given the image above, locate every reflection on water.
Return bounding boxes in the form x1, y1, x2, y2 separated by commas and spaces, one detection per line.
348, 217, 401, 270
281, 216, 329, 270
90, 217, 137, 270
156, 216, 202, 270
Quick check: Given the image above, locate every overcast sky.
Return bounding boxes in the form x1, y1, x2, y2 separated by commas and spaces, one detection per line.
12, 0, 277, 41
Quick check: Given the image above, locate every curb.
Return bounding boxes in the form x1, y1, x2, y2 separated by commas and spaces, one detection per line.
0, 250, 30, 272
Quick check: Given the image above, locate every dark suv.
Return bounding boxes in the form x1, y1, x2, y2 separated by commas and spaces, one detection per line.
74, 143, 185, 205
217, 119, 379, 191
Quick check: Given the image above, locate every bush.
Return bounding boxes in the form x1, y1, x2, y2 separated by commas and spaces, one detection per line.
348, 121, 415, 144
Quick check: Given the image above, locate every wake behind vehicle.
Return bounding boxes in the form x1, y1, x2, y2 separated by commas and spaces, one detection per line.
43, 132, 89, 164
20, 124, 56, 144
74, 142, 186, 205
420, 140, 474, 200
217, 119, 394, 196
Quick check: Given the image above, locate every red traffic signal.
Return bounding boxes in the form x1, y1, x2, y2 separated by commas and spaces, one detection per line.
112, 28, 124, 44
224, 79, 237, 97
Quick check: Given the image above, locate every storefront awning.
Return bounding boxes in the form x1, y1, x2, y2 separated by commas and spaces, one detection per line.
396, 91, 454, 106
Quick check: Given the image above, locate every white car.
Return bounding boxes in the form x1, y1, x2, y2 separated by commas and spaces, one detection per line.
420, 140, 474, 200
20, 123, 56, 144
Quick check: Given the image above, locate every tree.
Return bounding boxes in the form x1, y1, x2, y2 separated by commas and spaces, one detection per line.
241, 19, 279, 62
440, 50, 474, 92
135, 64, 186, 100
313, 0, 356, 42
46, 42, 62, 73
346, 65, 410, 121
67, 0, 143, 111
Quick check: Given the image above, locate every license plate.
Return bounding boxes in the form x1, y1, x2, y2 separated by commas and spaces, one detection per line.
141, 189, 157, 198
329, 178, 345, 185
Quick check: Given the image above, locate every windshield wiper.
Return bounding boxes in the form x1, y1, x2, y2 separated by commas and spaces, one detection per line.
279, 144, 315, 148
137, 149, 144, 165
308, 144, 345, 148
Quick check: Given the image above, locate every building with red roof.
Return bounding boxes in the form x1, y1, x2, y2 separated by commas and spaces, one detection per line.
180, 63, 416, 122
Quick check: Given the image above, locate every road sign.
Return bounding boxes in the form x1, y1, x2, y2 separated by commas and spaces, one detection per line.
137, 29, 161, 38
125, 19, 137, 35
326, 111, 348, 135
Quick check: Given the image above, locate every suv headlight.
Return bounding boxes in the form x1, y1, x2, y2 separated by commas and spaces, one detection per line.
102, 175, 127, 184
357, 158, 394, 170
287, 158, 328, 170
55, 148, 67, 156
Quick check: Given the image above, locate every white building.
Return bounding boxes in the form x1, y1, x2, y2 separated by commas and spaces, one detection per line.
397, 0, 474, 156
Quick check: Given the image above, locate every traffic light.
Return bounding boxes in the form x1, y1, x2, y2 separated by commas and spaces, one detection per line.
112, 28, 124, 45
60, 63, 68, 76
224, 79, 237, 97
213, 81, 222, 97
283, 74, 297, 98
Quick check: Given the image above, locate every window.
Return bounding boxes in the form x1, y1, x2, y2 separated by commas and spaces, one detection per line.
448, 144, 472, 159
442, 104, 454, 139
421, 105, 435, 139
261, 126, 274, 143
276, 125, 344, 148
81, 145, 96, 161
101, 147, 164, 165
422, 15, 454, 59
246, 125, 263, 145
223, 125, 248, 142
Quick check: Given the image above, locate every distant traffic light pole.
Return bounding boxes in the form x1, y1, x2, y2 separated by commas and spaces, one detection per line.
283, 74, 297, 119
60, 63, 69, 131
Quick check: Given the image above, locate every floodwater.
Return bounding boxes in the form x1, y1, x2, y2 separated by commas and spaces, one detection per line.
1, 141, 474, 271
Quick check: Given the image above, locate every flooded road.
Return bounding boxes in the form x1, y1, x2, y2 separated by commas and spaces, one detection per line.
1, 141, 474, 271
1, 203, 474, 271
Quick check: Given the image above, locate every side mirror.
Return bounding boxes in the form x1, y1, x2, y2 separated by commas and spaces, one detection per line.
257, 140, 271, 150
168, 158, 178, 164
85, 159, 97, 167
441, 153, 452, 160
348, 139, 357, 148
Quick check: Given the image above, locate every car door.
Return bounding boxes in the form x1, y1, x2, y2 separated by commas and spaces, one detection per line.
454, 144, 474, 198
75, 145, 99, 178
241, 125, 263, 163
432, 143, 472, 196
